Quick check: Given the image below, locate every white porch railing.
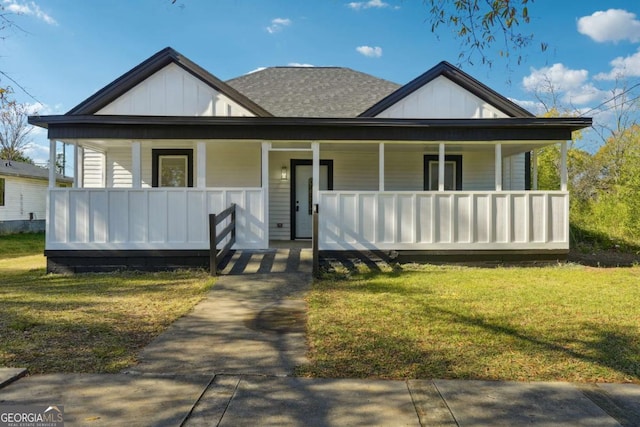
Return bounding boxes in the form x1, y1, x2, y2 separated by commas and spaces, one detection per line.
46, 188, 266, 251
318, 191, 569, 251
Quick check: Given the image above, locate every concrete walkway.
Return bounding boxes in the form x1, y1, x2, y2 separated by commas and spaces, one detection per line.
1, 248, 640, 426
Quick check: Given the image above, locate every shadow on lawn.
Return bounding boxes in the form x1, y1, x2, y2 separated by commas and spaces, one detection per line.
311, 268, 640, 382
425, 306, 640, 382
0, 270, 212, 373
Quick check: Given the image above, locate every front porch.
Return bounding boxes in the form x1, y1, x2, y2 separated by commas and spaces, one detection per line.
42, 136, 572, 272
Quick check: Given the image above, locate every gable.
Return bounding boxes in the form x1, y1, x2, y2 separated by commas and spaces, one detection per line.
96, 63, 255, 117
360, 61, 533, 119
67, 47, 271, 117
373, 75, 509, 119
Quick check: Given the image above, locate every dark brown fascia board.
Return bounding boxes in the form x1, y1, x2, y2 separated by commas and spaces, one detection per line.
359, 61, 534, 118
30, 114, 592, 142
66, 47, 272, 117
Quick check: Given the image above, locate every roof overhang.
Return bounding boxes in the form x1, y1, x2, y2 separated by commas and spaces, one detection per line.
29, 115, 592, 142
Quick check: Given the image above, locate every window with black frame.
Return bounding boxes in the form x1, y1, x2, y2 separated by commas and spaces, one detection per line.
151, 149, 194, 187
423, 155, 462, 191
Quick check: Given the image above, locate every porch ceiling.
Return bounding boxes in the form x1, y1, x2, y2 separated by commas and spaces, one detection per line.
66, 138, 557, 157
31, 115, 592, 143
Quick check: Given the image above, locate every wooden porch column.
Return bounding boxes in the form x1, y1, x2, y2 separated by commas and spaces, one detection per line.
438, 142, 445, 191
379, 143, 385, 191
261, 141, 271, 246
560, 141, 568, 191
74, 144, 84, 188
312, 142, 320, 206
495, 143, 502, 191
532, 149, 538, 190
48, 139, 56, 188
131, 141, 141, 188
197, 141, 206, 188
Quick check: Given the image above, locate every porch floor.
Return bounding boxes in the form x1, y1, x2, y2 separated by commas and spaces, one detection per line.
219, 247, 396, 276
218, 248, 312, 275
269, 240, 312, 249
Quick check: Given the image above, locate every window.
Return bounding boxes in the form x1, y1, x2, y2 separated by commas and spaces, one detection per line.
0, 178, 4, 206
424, 155, 462, 191
152, 149, 193, 187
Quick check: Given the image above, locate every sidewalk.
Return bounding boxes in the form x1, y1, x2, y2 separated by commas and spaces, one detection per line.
1, 248, 639, 426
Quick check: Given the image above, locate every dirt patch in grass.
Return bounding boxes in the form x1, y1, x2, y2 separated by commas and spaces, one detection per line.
569, 248, 640, 267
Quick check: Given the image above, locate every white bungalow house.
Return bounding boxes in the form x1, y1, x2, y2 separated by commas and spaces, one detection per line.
0, 160, 72, 235
28, 47, 591, 272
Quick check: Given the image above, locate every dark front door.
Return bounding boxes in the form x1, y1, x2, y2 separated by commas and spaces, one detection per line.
291, 160, 332, 239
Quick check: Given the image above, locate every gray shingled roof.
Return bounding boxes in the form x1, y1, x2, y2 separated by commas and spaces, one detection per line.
226, 67, 401, 117
0, 160, 72, 182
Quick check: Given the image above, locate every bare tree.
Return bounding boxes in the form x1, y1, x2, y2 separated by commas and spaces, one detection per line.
0, 93, 35, 162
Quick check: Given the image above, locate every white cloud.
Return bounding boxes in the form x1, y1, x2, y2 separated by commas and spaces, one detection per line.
356, 45, 382, 58
509, 98, 546, 115
266, 17, 291, 34
594, 48, 640, 80
287, 62, 314, 67
522, 63, 605, 106
246, 67, 267, 75
577, 9, 640, 43
22, 140, 49, 165
563, 83, 604, 106
3, 0, 57, 25
348, 0, 389, 10
523, 63, 588, 93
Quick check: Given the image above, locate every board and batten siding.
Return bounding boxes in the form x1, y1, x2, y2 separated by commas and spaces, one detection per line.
96, 63, 255, 117
374, 76, 509, 119
0, 176, 49, 221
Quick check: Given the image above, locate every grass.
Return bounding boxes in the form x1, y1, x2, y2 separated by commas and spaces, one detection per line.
0, 232, 48, 258
0, 233, 214, 374
299, 263, 640, 383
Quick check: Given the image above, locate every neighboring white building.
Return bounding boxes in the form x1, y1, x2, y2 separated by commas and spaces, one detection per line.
0, 160, 72, 234
28, 47, 592, 272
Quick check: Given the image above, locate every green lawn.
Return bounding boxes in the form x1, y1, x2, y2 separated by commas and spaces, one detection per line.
3, 233, 639, 382
300, 263, 640, 383
0, 233, 214, 374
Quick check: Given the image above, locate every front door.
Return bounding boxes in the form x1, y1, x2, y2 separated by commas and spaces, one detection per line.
293, 162, 330, 239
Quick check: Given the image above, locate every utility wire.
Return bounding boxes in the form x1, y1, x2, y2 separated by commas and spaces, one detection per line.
582, 81, 640, 116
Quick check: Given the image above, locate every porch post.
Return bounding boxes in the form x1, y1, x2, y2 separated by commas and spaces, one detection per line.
312, 142, 320, 206
560, 141, 568, 191
261, 141, 271, 247
495, 143, 502, 191
48, 139, 56, 188
131, 141, 141, 188
532, 149, 538, 190
74, 144, 84, 188
379, 143, 385, 191
438, 142, 445, 191
197, 141, 206, 188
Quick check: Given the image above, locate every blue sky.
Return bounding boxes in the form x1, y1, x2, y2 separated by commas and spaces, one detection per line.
4, 0, 640, 164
